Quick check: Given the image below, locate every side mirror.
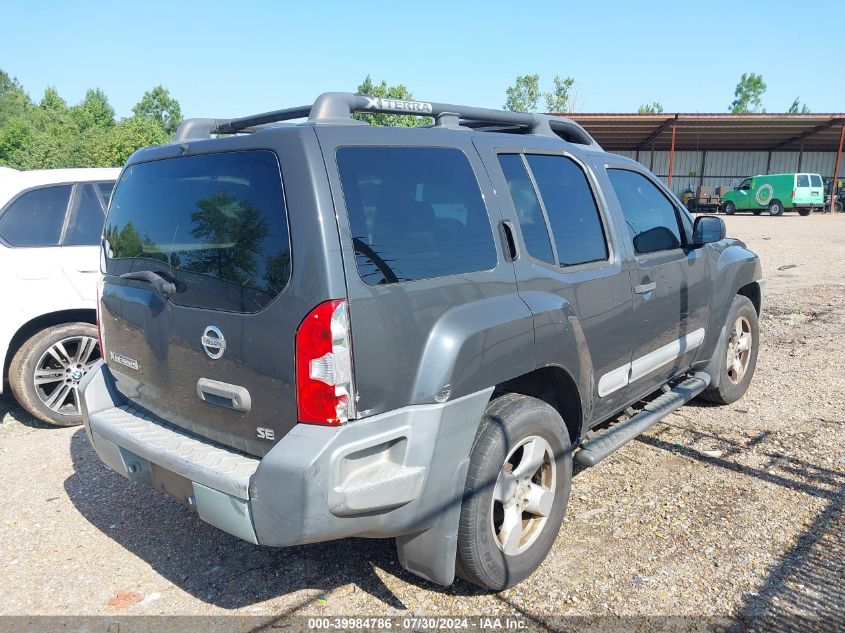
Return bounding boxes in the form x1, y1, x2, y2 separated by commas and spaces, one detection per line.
693, 215, 726, 246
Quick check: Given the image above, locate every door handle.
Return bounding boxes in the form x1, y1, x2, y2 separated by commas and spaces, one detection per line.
196, 378, 251, 413
634, 282, 657, 294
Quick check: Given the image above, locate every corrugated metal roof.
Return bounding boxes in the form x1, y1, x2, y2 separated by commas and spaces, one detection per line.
554, 113, 845, 151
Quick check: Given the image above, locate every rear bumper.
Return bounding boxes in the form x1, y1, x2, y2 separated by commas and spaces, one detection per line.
80, 362, 490, 549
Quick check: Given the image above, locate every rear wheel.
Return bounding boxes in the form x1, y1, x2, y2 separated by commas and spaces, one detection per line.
752, 209, 763, 216
797, 208, 811, 216
8, 323, 100, 426
456, 394, 571, 590
768, 200, 784, 216
699, 295, 759, 405
723, 201, 736, 215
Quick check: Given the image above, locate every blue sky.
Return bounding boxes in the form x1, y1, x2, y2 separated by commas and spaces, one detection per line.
2, 0, 842, 119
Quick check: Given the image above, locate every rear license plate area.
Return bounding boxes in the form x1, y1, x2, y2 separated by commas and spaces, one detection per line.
150, 463, 196, 511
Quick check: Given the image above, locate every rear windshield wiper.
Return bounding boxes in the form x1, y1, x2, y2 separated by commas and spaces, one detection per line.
119, 270, 178, 298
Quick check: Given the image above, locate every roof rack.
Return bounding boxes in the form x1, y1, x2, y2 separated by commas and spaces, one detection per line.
173, 92, 599, 148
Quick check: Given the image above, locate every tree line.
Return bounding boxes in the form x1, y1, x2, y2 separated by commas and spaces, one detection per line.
0, 68, 181, 170
0, 68, 815, 171
501, 72, 810, 115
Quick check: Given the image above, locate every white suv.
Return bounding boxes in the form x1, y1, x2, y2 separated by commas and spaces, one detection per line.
0, 167, 119, 426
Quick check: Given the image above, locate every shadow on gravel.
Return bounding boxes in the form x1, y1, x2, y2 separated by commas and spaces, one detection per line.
0, 391, 55, 430
63, 429, 422, 611
638, 432, 845, 631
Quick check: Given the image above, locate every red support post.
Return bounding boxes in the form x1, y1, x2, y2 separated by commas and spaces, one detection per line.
832, 123, 845, 213
668, 117, 677, 189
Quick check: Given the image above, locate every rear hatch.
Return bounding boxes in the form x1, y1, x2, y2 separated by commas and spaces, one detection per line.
100, 149, 298, 457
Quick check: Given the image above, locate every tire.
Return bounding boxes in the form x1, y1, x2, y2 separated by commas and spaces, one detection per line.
8, 323, 100, 427
723, 201, 736, 215
699, 295, 759, 405
768, 200, 784, 216
837, 200, 844, 213
456, 393, 572, 590
752, 209, 763, 216
798, 207, 811, 216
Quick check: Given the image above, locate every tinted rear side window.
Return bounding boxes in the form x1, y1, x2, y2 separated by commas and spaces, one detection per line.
525, 155, 607, 266
337, 147, 497, 285
497, 154, 554, 264
64, 183, 109, 246
810, 174, 822, 187
0, 184, 71, 247
797, 174, 810, 187
104, 151, 290, 313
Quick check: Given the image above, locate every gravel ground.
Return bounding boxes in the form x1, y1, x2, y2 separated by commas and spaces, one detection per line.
1, 214, 843, 629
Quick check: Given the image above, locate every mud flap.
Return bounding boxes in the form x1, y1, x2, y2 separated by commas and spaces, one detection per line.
703, 325, 728, 390
395, 457, 470, 586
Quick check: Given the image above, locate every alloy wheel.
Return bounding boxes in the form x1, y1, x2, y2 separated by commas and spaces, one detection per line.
33, 336, 100, 416
726, 316, 752, 384
491, 435, 557, 556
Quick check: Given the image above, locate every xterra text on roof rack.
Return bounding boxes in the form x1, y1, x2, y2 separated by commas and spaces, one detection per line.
81, 92, 763, 590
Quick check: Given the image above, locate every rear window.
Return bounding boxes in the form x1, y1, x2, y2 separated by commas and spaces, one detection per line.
104, 151, 291, 313
797, 174, 810, 187
336, 146, 497, 285
810, 175, 822, 187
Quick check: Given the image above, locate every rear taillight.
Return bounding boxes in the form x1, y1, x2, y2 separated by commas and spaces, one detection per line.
296, 299, 356, 426
791, 189, 796, 198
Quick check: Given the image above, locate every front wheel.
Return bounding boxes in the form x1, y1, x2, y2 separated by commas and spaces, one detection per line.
723, 201, 736, 215
752, 209, 763, 216
699, 295, 759, 405
456, 394, 571, 590
8, 323, 100, 426
768, 200, 784, 216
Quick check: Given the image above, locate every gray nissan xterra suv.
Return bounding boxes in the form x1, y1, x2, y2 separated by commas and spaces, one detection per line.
80, 92, 763, 591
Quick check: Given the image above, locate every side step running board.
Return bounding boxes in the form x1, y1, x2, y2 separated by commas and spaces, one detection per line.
575, 372, 711, 467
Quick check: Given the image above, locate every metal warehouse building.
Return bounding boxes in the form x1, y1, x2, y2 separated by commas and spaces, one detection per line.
562, 113, 845, 199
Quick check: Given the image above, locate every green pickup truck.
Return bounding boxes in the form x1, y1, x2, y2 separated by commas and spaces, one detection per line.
722, 173, 824, 216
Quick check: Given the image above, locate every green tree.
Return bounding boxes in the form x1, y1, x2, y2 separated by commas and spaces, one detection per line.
504, 74, 541, 112
0, 68, 179, 169
787, 97, 810, 114
0, 71, 33, 162
0, 69, 23, 98
729, 73, 766, 113
638, 102, 664, 114
71, 88, 115, 129
132, 85, 183, 135
544, 75, 576, 113
353, 75, 429, 127
89, 115, 170, 167
39, 86, 67, 113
